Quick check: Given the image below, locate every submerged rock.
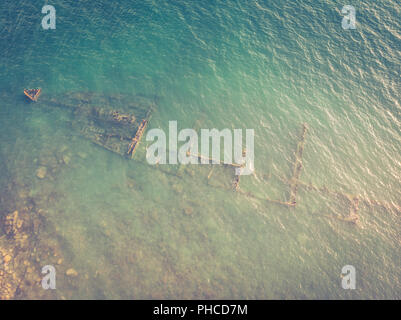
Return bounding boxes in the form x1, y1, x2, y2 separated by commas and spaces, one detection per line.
36, 167, 47, 179
62, 154, 71, 165
59, 145, 68, 153
172, 184, 183, 194
18, 190, 29, 199
183, 207, 193, 216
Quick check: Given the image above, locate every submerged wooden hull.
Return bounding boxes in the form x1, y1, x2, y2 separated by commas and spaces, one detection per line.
31, 91, 155, 159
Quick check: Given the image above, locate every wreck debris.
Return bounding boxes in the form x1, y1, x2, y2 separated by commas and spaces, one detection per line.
232, 175, 240, 191
266, 197, 297, 207
347, 196, 360, 224
24, 88, 41, 102
81, 106, 152, 158
232, 124, 308, 207
360, 198, 400, 215
90, 108, 136, 125
187, 153, 243, 167
82, 128, 132, 156
296, 179, 400, 216
23, 91, 398, 227
232, 149, 247, 191
288, 123, 307, 205
207, 167, 215, 180
127, 118, 149, 158
177, 118, 205, 177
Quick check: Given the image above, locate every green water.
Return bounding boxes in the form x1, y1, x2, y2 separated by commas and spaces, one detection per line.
0, 0, 400, 299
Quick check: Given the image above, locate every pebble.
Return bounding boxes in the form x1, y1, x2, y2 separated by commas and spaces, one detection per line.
62, 155, 71, 165
66, 268, 78, 277
77, 152, 87, 159
36, 166, 47, 179
172, 184, 183, 194
4, 255, 11, 263
18, 190, 28, 199
183, 207, 193, 216
60, 145, 68, 153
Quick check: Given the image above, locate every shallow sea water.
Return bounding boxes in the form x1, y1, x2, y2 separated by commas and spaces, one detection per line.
0, 0, 400, 299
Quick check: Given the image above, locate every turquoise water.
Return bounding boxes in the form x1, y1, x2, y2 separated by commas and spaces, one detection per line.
0, 0, 400, 299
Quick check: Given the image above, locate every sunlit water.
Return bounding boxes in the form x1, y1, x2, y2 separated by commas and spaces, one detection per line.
0, 0, 400, 299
